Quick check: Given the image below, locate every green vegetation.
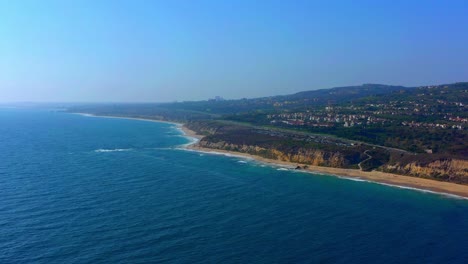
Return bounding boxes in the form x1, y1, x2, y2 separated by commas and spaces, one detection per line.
67, 82, 468, 184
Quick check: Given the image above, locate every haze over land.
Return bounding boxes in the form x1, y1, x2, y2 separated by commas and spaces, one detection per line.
1, 0, 468, 102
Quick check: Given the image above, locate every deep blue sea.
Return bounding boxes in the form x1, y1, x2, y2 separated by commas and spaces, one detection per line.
1, 109, 467, 263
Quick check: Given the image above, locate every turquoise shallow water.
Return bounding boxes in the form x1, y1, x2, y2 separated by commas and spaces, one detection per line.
1, 109, 467, 263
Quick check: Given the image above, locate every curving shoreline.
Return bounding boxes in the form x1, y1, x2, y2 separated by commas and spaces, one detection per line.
179, 126, 468, 199
75, 113, 468, 199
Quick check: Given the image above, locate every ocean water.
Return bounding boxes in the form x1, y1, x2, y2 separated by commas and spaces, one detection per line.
1, 109, 467, 264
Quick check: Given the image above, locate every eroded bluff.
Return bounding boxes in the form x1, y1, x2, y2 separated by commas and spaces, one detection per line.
185, 121, 468, 184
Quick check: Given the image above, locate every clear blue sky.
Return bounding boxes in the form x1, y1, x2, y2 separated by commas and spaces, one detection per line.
1, 0, 467, 102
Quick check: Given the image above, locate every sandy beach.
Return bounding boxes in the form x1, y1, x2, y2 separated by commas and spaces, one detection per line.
180, 125, 468, 199
179, 125, 204, 140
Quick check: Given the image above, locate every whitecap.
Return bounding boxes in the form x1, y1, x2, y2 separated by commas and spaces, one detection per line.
94, 148, 132, 153
335, 176, 468, 200
179, 136, 200, 147
374, 182, 468, 200
338, 176, 368, 182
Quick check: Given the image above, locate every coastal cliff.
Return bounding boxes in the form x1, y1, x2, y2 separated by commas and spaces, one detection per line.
382, 159, 468, 183
197, 139, 348, 168
186, 121, 468, 185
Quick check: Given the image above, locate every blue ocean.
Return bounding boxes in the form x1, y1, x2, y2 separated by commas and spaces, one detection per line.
1, 109, 467, 263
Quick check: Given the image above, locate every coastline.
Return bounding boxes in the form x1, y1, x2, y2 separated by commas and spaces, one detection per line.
179, 126, 468, 199
75, 113, 468, 199
74, 113, 184, 126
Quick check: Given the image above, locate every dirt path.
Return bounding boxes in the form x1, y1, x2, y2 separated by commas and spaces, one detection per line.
358, 150, 372, 171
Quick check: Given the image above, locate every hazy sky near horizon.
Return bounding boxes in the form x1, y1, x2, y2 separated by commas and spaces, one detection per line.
1, 0, 467, 102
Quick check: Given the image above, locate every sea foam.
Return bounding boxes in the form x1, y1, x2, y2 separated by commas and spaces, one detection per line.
94, 148, 132, 153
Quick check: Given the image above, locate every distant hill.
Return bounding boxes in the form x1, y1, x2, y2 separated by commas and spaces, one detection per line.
278, 84, 409, 104
354, 82, 468, 105
67, 83, 462, 120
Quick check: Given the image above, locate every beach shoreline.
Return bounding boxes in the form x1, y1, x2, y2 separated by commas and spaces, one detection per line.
74, 113, 184, 126
179, 125, 468, 199
75, 112, 468, 199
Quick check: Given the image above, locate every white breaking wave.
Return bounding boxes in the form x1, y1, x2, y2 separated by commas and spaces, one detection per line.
375, 182, 468, 200
94, 148, 132, 153
338, 176, 368, 182
179, 148, 252, 160
179, 136, 200, 147
335, 176, 468, 200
